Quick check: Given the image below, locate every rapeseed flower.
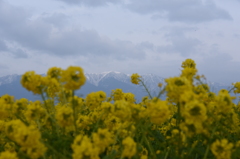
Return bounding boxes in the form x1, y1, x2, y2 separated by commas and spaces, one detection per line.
211, 139, 233, 159
183, 100, 207, 125
122, 136, 136, 158
111, 89, 124, 101
131, 73, 141, 85
0, 151, 18, 159
165, 77, 192, 103
60, 66, 86, 90
72, 135, 100, 159
147, 100, 171, 125
21, 71, 48, 94
233, 82, 240, 94
123, 92, 135, 103
47, 67, 62, 81
92, 128, 114, 153
111, 100, 131, 121
181, 59, 196, 69
55, 105, 74, 127
0, 94, 14, 119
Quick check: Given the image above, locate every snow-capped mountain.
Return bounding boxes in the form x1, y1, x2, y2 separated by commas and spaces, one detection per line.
85, 71, 130, 86
0, 74, 19, 86
0, 72, 234, 102
85, 71, 164, 86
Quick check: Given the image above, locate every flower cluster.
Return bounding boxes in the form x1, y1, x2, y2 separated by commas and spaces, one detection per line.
0, 60, 240, 159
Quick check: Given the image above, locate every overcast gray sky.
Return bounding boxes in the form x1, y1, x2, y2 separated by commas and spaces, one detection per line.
0, 0, 240, 84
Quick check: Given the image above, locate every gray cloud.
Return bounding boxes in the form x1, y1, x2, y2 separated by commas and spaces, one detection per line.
157, 37, 202, 56
0, 40, 7, 51
137, 41, 155, 50
158, 27, 202, 56
125, 0, 232, 23
0, 63, 8, 69
55, 0, 121, 6
0, 0, 28, 28
53, 0, 232, 23
0, 1, 145, 60
198, 53, 239, 84
12, 48, 28, 59
139, 27, 203, 56
40, 13, 70, 27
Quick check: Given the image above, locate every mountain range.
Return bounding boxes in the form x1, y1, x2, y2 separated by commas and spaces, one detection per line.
0, 72, 234, 102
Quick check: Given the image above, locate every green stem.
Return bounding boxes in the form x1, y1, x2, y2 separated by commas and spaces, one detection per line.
44, 142, 69, 159
41, 92, 50, 114
143, 134, 156, 159
203, 123, 219, 159
155, 87, 166, 101
203, 145, 210, 159
176, 103, 182, 157
228, 86, 235, 93
41, 91, 59, 136
140, 80, 153, 99
164, 147, 170, 159
71, 91, 78, 134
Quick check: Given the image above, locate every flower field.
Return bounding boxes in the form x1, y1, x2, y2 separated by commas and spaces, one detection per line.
0, 59, 240, 159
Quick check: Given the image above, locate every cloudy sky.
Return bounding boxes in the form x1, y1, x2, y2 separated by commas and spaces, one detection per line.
0, 0, 240, 84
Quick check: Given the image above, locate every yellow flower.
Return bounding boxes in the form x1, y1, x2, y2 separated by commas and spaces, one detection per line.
140, 147, 148, 159
141, 96, 150, 107
180, 122, 205, 137
147, 100, 171, 125
103, 115, 121, 131
46, 78, 61, 98
111, 89, 124, 101
165, 77, 192, 103
21, 71, 48, 94
156, 150, 161, 154
55, 105, 74, 127
122, 137, 136, 158
111, 100, 132, 121
86, 91, 107, 110
13, 98, 28, 115
0, 94, 14, 119
60, 66, 86, 90
20, 142, 46, 159
233, 82, 240, 94
24, 101, 46, 121
5, 120, 46, 159
169, 129, 186, 145
216, 89, 233, 114
0, 151, 18, 159
211, 139, 233, 159
72, 135, 100, 159
92, 128, 114, 153
0, 120, 6, 133
76, 115, 91, 130
101, 102, 113, 112
182, 100, 207, 125
158, 83, 163, 87
181, 67, 197, 83
131, 73, 141, 85
124, 92, 136, 103
47, 67, 62, 81
181, 59, 196, 69
3, 142, 15, 153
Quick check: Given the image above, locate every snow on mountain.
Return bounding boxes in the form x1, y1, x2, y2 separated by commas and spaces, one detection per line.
0, 72, 234, 96
85, 71, 129, 86
140, 74, 165, 92
0, 74, 19, 86
84, 71, 165, 89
